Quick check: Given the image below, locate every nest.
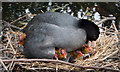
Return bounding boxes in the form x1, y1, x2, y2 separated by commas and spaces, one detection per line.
1, 15, 120, 72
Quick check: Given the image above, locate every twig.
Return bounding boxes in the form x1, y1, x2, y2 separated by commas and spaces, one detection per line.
0, 59, 9, 72
0, 49, 8, 51
86, 37, 115, 61
40, 10, 44, 13
10, 62, 16, 71
2, 59, 120, 72
8, 24, 21, 30
10, 14, 28, 25
5, 33, 11, 51
3, 20, 21, 30
97, 48, 119, 61
50, 4, 69, 12
9, 56, 15, 71
9, 14, 36, 25
96, 17, 116, 25
6, 33, 16, 54
0, 57, 9, 59
102, 32, 116, 35
3, 14, 36, 30
6, 33, 16, 70
56, 58, 58, 72
81, 7, 89, 19
111, 23, 119, 34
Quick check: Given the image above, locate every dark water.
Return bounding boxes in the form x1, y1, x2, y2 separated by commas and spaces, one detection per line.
2, 2, 120, 29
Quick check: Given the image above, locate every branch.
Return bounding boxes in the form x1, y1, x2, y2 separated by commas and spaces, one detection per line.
9, 14, 28, 25
96, 17, 116, 25
0, 59, 9, 72
40, 10, 44, 13
9, 14, 36, 25
81, 7, 89, 19
97, 48, 119, 61
2, 20, 21, 30
111, 23, 119, 34
50, 4, 69, 12
2, 59, 120, 72
6, 33, 16, 54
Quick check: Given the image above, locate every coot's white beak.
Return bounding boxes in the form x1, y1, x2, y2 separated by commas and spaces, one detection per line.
91, 41, 96, 48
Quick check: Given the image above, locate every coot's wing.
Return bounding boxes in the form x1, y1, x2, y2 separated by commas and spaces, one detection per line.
36, 12, 78, 27
23, 22, 55, 58
23, 12, 78, 32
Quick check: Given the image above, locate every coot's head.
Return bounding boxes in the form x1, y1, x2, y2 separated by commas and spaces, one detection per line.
78, 19, 100, 43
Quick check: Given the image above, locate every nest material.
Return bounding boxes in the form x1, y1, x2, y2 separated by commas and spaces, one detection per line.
1, 15, 120, 72
1, 28, 120, 72
77, 33, 119, 67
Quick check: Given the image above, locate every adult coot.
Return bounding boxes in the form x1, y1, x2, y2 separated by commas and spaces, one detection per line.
22, 12, 100, 59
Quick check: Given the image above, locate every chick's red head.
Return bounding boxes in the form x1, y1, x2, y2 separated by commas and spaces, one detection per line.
84, 46, 92, 53
61, 49, 67, 58
76, 51, 83, 59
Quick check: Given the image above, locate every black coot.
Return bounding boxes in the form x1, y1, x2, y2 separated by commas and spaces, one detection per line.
23, 12, 100, 59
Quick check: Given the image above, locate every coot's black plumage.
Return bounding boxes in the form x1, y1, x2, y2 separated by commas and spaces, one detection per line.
23, 12, 100, 59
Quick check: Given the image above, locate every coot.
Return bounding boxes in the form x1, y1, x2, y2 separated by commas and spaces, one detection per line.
22, 12, 100, 59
